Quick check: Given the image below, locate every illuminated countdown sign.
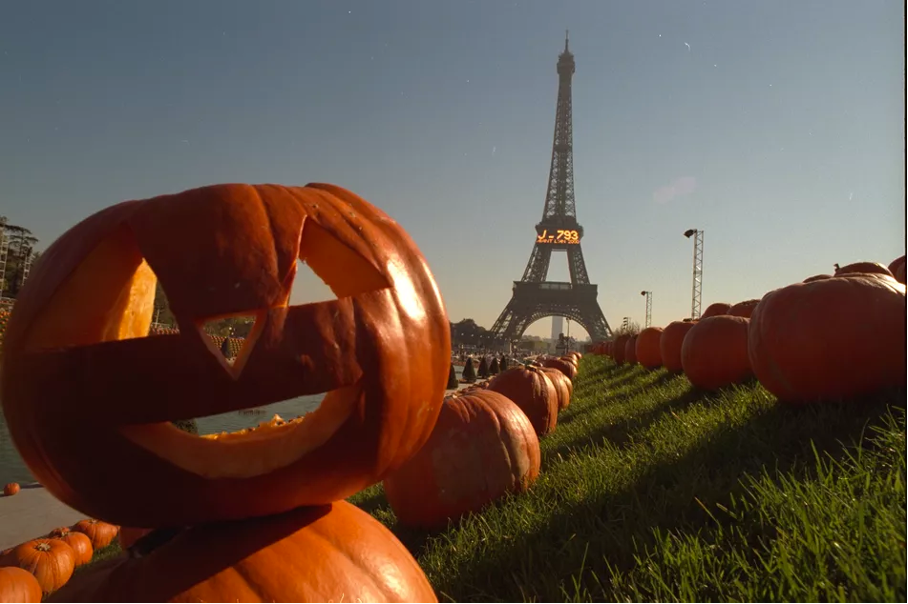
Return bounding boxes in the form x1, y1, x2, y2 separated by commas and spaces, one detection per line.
536, 229, 581, 244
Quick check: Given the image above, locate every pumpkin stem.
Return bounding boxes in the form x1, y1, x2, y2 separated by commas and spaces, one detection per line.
35, 542, 52, 552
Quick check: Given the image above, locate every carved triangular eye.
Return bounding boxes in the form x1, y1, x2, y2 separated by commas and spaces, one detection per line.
288, 258, 336, 306
199, 315, 257, 366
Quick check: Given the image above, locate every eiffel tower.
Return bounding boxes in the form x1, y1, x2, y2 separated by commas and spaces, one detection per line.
489, 32, 613, 347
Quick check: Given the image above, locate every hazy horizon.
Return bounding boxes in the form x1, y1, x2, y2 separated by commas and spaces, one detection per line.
2, 0, 904, 338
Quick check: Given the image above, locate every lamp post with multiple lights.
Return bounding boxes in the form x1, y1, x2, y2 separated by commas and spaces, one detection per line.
683, 228, 704, 319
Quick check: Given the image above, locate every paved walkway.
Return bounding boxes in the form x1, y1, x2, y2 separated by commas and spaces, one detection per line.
0, 483, 86, 550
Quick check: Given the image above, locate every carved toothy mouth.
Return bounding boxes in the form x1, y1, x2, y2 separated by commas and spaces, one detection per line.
118, 384, 360, 479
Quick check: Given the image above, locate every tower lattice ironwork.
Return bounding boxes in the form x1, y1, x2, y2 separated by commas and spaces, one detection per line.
489, 33, 613, 346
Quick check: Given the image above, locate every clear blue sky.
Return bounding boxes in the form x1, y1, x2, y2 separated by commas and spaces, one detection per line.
1, 0, 904, 337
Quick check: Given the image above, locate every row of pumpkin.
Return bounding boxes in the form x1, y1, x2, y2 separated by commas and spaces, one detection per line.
589, 257, 906, 402
0, 518, 120, 601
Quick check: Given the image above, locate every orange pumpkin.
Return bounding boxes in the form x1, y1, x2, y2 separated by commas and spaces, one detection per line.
0, 566, 43, 603
3, 483, 19, 496
748, 274, 906, 402
624, 336, 638, 365
54, 532, 93, 566
0, 183, 450, 528
383, 390, 541, 529
803, 274, 832, 283
47, 527, 70, 538
539, 366, 572, 410
635, 327, 663, 369
612, 335, 630, 364
543, 357, 577, 382
701, 302, 731, 318
49, 502, 436, 603
727, 299, 761, 319
834, 261, 893, 278
680, 316, 752, 390
119, 527, 153, 549
487, 366, 558, 437
71, 520, 119, 550
660, 321, 696, 373
5, 539, 75, 595
888, 255, 906, 284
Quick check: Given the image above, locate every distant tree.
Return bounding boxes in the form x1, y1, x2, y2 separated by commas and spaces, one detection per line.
477, 356, 489, 379
447, 363, 458, 389
489, 357, 500, 375
500, 356, 509, 372
0, 222, 39, 298
462, 358, 476, 383
172, 419, 199, 434
613, 320, 642, 337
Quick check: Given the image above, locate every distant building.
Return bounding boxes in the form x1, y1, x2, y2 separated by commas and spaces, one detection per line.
551, 316, 563, 342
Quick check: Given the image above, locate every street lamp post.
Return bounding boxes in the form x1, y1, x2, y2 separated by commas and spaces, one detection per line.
683, 229, 704, 319
621, 316, 630, 331
640, 290, 652, 328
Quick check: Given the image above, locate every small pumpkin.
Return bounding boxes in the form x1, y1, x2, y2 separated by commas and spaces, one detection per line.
54, 532, 93, 566
834, 261, 894, 278
543, 357, 577, 382
383, 390, 541, 529
888, 254, 906, 284
727, 299, 761, 319
748, 274, 906, 402
3, 483, 20, 497
71, 519, 119, 550
612, 335, 630, 364
5, 539, 75, 595
659, 321, 696, 373
539, 366, 572, 410
49, 502, 436, 603
0, 566, 43, 603
701, 302, 731, 318
487, 366, 558, 437
681, 316, 752, 390
635, 327, 663, 369
47, 527, 70, 538
624, 335, 638, 365
0, 183, 450, 527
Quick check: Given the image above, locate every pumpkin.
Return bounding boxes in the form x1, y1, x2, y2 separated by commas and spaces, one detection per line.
543, 357, 577, 382
660, 321, 696, 373
487, 366, 558, 437
47, 527, 70, 538
803, 274, 832, 283
681, 316, 752, 390
119, 527, 154, 550
0, 566, 43, 603
635, 327, 663, 369
539, 366, 572, 410
5, 539, 75, 595
701, 302, 731, 318
748, 274, 906, 403
0, 183, 450, 528
54, 532, 93, 566
888, 255, 906, 284
49, 501, 436, 603
3, 483, 19, 496
612, 335, 630, 364
727, 299, 761, 318
834, 261, 893, 278
624, 336, 638, 365
383, 390, 541, 529
71, 519, 119, 550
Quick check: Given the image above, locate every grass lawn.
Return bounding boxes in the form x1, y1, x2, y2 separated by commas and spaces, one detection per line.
349, 356, 906, 602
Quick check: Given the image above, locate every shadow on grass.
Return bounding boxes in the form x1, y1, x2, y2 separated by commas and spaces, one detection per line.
549, 383, 702, 457
557, 371, 685, 429
428, 387, 903, 602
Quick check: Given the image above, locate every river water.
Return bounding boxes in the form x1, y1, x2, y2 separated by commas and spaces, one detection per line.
0, 366, 468, 485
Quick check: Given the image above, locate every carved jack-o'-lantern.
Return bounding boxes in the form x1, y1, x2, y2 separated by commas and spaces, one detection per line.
0, 183, 450, 527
